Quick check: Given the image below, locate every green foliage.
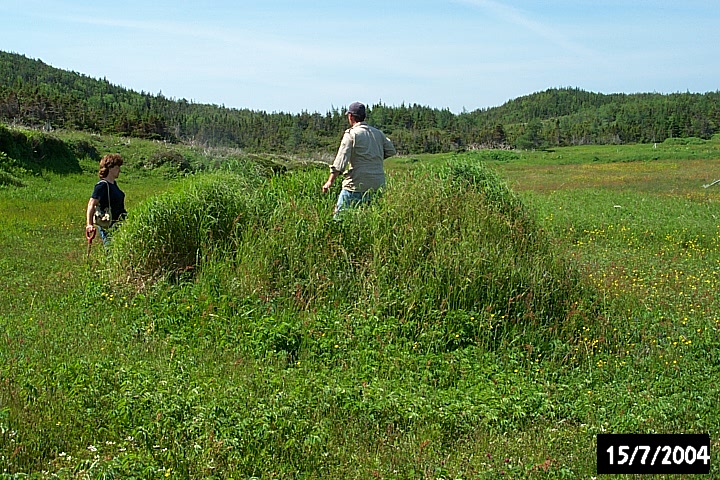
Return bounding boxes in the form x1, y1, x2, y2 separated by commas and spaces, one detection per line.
515, 118, 547, 150
109, 171, 264, 279
461, 149, 520, 162
3, 52, 720, 155
0, 124, 265, 183
440, 157, 526, 220
2, 141, 720, 477
0, 169, 23, 187
141, 149, 191, 175
662, 136, 708, 146
65, 138, 99, 160
0, 151, 26, 186
0, 124, 81, 174
111, 162, 590, 340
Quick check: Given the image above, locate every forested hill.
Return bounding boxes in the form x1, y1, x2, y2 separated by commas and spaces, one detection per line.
1, 50, 719, 154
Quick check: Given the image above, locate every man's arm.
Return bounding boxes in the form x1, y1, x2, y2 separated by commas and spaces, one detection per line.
322, 170, 341, 193
324, 130, 352, 192
383, 134, 396, 158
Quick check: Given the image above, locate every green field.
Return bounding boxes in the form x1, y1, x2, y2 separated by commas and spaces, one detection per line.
1, 131, 719, 478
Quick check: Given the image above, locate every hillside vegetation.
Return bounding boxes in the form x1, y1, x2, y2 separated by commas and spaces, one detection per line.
2, 51, 720, 155
110, 164, 590, 326
1, 124, 719, 477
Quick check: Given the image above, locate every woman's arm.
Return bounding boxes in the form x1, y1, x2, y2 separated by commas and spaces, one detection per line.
86, 197, 99, 234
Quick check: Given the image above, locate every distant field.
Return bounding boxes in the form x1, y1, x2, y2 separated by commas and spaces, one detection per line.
1, 134, 719, 478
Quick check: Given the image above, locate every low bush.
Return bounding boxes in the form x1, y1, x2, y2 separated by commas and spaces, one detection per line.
662, 136, 707, 146
462, 149, 520, 162
109, 171, 264, 280
0, 124, 82, 173
142, 150, 191, 173
0, 151, 26, 187
112, 160, 592, 337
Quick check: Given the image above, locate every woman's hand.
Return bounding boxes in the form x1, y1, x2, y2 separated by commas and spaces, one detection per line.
86, 198, 99, 233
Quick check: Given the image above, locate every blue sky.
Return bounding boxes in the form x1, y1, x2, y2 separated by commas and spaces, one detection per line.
1, 0, 718, 113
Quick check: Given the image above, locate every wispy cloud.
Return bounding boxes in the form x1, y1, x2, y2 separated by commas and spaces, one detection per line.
4, 0, 717, 112
453, 0, 599, 58
57, 13, 350, 72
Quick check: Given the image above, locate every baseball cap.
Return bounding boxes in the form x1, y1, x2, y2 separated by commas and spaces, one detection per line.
345, 102, 366, 117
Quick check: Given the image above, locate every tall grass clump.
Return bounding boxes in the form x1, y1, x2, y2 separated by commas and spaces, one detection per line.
0, 124, 82, 174
111, 159, 592, 343
336, 160, 589, 332
0, 149, 27, 187
211, 160, 590, 346
109, 171, 265, 280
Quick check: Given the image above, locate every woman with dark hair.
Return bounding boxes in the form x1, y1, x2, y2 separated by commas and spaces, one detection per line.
85, 153, 127, 244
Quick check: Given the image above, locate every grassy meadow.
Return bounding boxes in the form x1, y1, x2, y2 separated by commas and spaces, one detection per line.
1, 131, 719, 478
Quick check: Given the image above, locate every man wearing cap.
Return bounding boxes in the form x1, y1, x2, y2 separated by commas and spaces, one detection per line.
322, 102, 396, 216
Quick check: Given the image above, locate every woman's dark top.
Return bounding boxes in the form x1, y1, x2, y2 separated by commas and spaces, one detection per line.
91, 180, 127, 224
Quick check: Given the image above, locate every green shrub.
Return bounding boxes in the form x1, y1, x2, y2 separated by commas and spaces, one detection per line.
0, 151, 26, 186
0, 124, 81, 174
112, 160, 591, 337
66, 138, 99, 160
462, 149, 520, 162
109, 171, 263, 279
143, 150, 191, 173
0, 169, 24, 187
439, 157, 527, 223
662, 136, 707, 146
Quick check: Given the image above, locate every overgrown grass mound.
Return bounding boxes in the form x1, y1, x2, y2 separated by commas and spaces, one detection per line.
110, 171, 263, 279
0, 124, 83, 174
112, 160, 591, 334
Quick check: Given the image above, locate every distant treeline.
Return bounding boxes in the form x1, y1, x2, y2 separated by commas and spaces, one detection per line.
2, 51, 720, 154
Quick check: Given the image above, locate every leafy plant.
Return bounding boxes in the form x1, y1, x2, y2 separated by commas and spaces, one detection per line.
2, 137, 720, 478
109, 171, 264, 279
0, 151, 26, 187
